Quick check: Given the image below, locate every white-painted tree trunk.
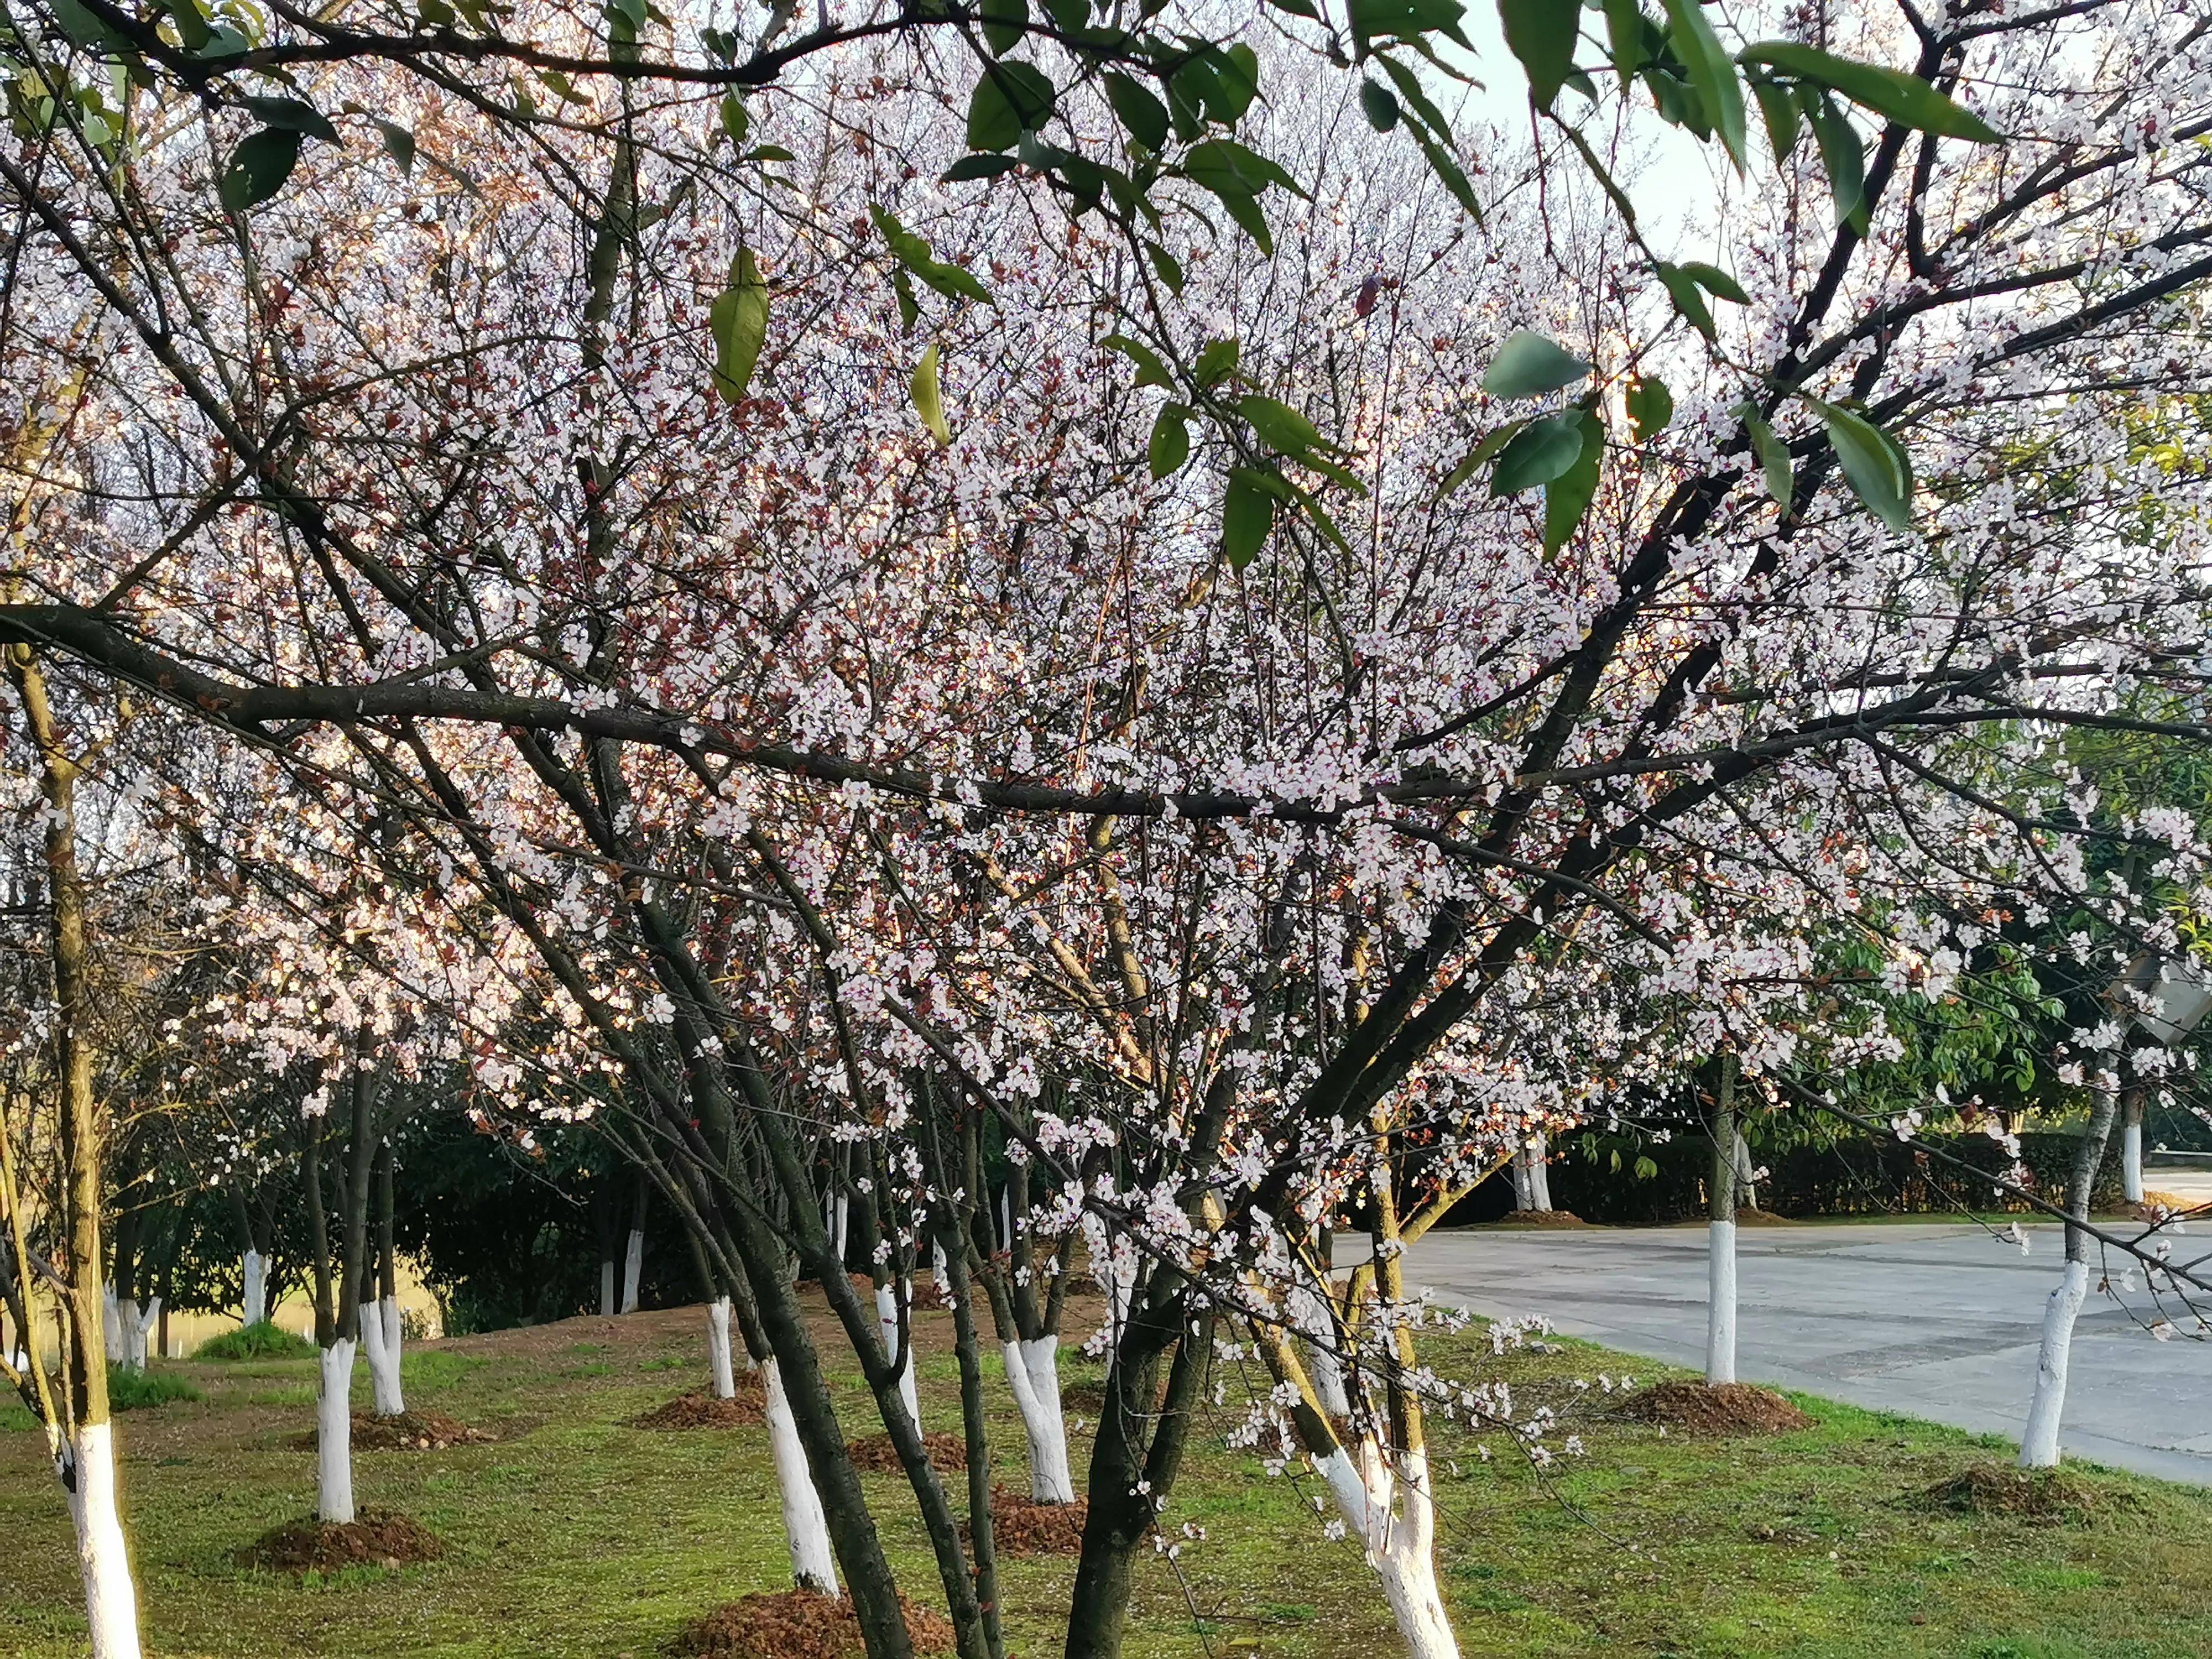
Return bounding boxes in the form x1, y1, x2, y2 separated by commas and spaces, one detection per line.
620, 1228, 644, 1314
361, 1302, 405, 1417
112, 1297, 156, 1373
2020, 1258, 2090, 1469
1527, 1134, 1552, 1211
999, 1336, 1076, 1502
101, 1285, 121, 1357
998, 1188, 1013, 1254
830, 1194, 849, 1260
382, 1296, 404, 1381
1291, 1282, 1352, 1417
874, 1281, 920, 1428
599, 1256, 618, 1318
1313, 1442, 1459, 1659
1510, 1150, 1533, 1211
762, 1359, 839, 1593
1705, 1219, 1737, 1385
2122, 1121, 2145, 1204
65, 1421, 143, 1659
706, 1297, 736, 1400
317, 1339, 358, 1524
241, 1248, 267, 1328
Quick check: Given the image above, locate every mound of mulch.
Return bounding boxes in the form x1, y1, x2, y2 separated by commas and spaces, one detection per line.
846, 1430, 968, 1473
288, 1410, 494, 1452
1911, 1464, 2117, 1524
237, 1507, 444, 1573
966, 1486, 1088, 1556
1483, 1209, 1588, 1228
1610, 1381, 1811, 1435
1730, 1207, 1793, 1227
632, 1387, 765, 1431
672, 1589, 954, 1659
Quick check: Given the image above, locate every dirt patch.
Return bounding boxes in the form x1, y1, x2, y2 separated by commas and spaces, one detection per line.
1610, 1381, 1811, 1435
632, 1387, 765, 1430
237, 1507, 444, 1573
672, 1588, 954, 1659
970, 1486, 1088, 1556
1060, 1378, 1168, 1417
846, 1430, 968, 1473
287, 1410, 494, 1452
1730, 1207, 1794, 1227
1912, 1464, 2117, 1524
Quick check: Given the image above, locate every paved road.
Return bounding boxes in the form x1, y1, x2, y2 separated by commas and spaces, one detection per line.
1404, 1219, 2212, 1486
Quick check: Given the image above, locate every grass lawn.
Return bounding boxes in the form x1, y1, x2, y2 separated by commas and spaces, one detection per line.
2, 1292, 2208, 1659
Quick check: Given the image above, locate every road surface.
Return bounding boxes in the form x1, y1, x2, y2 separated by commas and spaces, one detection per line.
1403, 1218, 2212, 1486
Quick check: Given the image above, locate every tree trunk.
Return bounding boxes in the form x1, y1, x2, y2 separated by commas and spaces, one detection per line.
1707, 1056, 1738, 1386
2121, 1087, 2145, 1204
762, 1358, 841, 1593
2020, 1082, 2121, 1468
317, 1338, 358, 1523
68, 1421, 142, 1659
621, 1173, 648, 1314
242, 1247, 267, 1328
370, 1142, 404, 1415
706, 1296, 736, 1400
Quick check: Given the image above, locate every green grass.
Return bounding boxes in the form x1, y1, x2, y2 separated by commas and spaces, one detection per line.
105, 1365, 203, 1412
194, 1321, 317, 1362
2, 1305, 2209, 1658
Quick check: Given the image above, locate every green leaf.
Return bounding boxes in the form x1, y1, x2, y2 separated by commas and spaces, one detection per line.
1360, 79, 1400, 132
238, 95, 340, 143
218, 128, 302, 212
1491, 414, 1586, 494
1347, 0, 1470, 50
1602, 0, 1648, 78
1653, 262, 1718, 340
1497, 0, 1578, 111
1625, 373, 1672, 441
1222, 469, 1275, 568
1437, 417, 1530, 498
1749, 71, 1799, 158
1739, 41, 2003, 142
870, 205, 992, 305
1542, 406, 1604, 554
372, 118, 415, 176
1145, 242, 1185, 295
1103, 71, 1168, 149
1215, 44, 1261, 122
1183, 138, 1306, 200
1238, 394, 1327, 457
1735, 403, 1792, 508
48, 0, 134, 53
709, 247, 769, 402
1149, 406, 1191, 479
980, 0, 1028, 54
1804, 88, 1867, 232
1100, 332, 1174, 389
1675, 259, 1747, 304
1193, 337, 1239, 388
718, 92, 749, 146
942, 153, 1018, 182
967, 61, 1055, 151
1483, 329, 1592, 399
1806, 397, 1910, 531
1659, 0, 1746, 168
911, 341, 951, 446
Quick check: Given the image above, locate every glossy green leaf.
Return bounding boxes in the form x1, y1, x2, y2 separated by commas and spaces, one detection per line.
1749, 72, 1799, 158
1654, 262, 1718, 340
1740, 41, 2002, 142
1194, 337, 1240, 388
1542, 406, 1604, 554
1239, 394, 1327, 457
1491, 414, 1586, 494
1602, 0, 1648, 78
709, 247, 769, 402
1360, 79, 1400, 131
911, 342, 951, 446
1625, 374, 1672, 441
1497, 0, 1578, 110
1675, 259, 1747, 304
1347, 0, 1471, 49
1483, 329, 1592, 399
1222, 469, 1275, 568
372, 118, 415, 176
1146, 242, 1185, 295
218, 128, 302, 212
870, 205, 992, 305
1100, 332, 1174, 389
1807, 397, 1910, 531
1660, 0, 1746, 168
1149, 406, 1191, 479
718, 92, 749, 146
239, 95, 340, 143
1804, 87, 1867, 232
1736, 402, 1793, 508
942, 153, 1019, 182
981, 0, 1028, 54
967, 61, 1055, 152
1103, 71, 1168, 149
1438, 417, 1531, 498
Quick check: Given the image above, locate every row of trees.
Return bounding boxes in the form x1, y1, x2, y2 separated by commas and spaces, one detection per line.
6, 0, 2212, 1655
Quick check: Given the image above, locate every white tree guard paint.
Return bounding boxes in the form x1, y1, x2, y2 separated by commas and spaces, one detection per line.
362, 1302, 405, 1417
101, 1285, 121, 1357
241, 1249, 268, 1328
620, 1228, 644, 1314
1290, 1282, 1351, 1418
2020, 1257, 2091, 1468
999, 1337, 1076, 1503
599, 1257, 618, 1318
2122, 1122, 2145, 1204
1509, 1150, 1533, 1211
874, 1282, 920, 1428
66, 1421, 143, 1659
382, 1296, 404, 1382
706, 1297, 736, 1400
1313, 1441, 1459, 1659
1706, 1219, 1737, 1385
1527, 1134, 1552, 1212
112, 1298, 156, 1373
317, 1338, 358, 1524
762, 1359, 839, 1593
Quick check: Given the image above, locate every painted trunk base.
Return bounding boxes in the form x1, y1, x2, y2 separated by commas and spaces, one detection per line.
66, 1421, 143, 1659
874, 1282, 920, 1430
242, 1249, 268, 1329
2122, 1123, 2145, 1204
1001, 1337, 1076, 1503
763, 1359, 839, 1593
2021, 1258, 2090, 1468
318, 1339, 358, 1524
1706, 1219, 1737, 1386
706, 1298, 736, 1400
621, 1228, 645, 1314
1314, 1443, 1459, 1659
362, 1300, 405, 1417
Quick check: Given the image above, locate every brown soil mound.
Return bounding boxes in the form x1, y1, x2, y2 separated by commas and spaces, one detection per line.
1913, 1464, 2113, 1524
1730, 1207, 1793, 1227
1610, 1381, 1811, 1435
238, 1507, 444, 1573
846, 1430, 968, 1473
1482, 1209, 1587, 1228
288, 1411, 493, 1452
632, 1387, 765, 1430
672, 1589, 955, 1659
973, 1486, 1088, 1556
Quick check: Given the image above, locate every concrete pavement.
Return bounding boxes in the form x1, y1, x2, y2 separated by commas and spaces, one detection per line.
1403, 1219, 2212, 1486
